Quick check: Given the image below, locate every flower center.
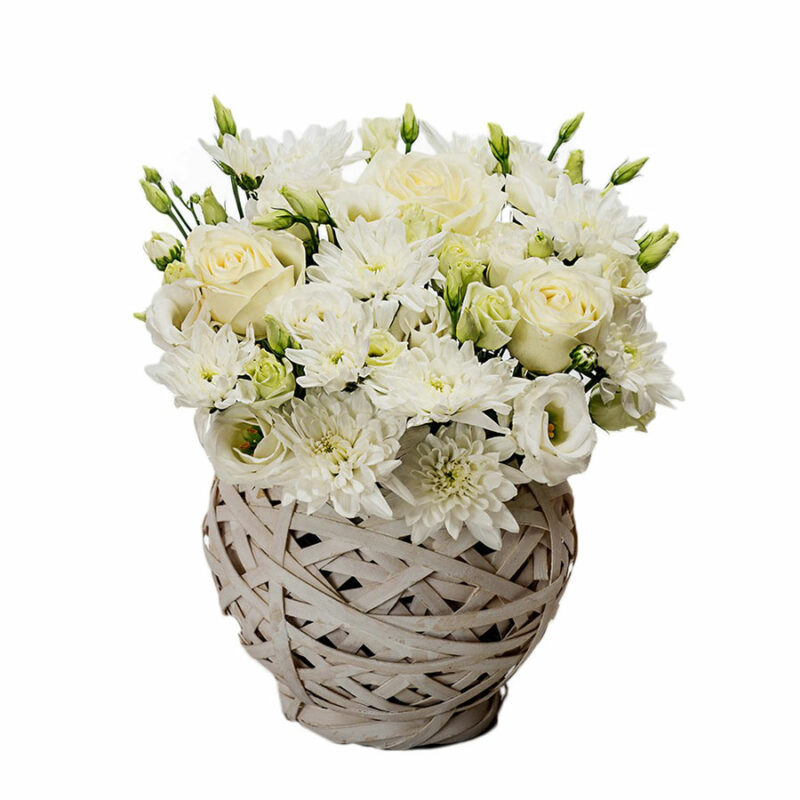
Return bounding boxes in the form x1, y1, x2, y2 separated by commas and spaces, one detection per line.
311, 432, 350, 464
365, 262, 385, 274
428, 374, 453, 393
200, 366, 217, 382
238, 425, 263, 454
430, 458, 474, 498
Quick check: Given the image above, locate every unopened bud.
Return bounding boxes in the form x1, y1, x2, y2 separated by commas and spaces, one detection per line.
212, 95, 237, 139
140, 180, 172, 214
564, 149, 584, 184
199, 187, 227, 225
558, 112, 584, 144
638, 231, 679, 272
610, 156, 649, 186
254, 208, 296, 230
142, 165, 162, 183
487, 122, 510, 172
527, 230, 554, 259
280, 186, 332, 224
189, 193, 201, 205
637, 225, 669, 252
444, 261, 484, 316
171, 181, 183, 198
263, 315, 297, 358
401, 103, 419, 152
163, 261, 193, 283
570, 343, 598, 372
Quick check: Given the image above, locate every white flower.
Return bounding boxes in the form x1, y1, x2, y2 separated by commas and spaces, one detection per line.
505, 138, 561, 213
196, 402, 288, 486
365, 336, 525, 431
574, 253, 650, 302
145, 279, 207, 350
517, 174, 644, 260
185, 220, 305, 336
385, 424, 523, 549
309, 217, 442, 310
271, 390, 404, 519
436, 233, 487, 275
596, 303, 683, 418
143, 231, 183, 269
389, 289, 452, 346
325, 183, 400, 228
456, 282, 520, 350
512, 374, 597, 485
361, 149, 505, 235
268, 282, 364, 342
420, 121, 496, 174
200, 130, 271, 185
285, 303, 373, 392
504, 258, 614, 373
146, 321, 257, 409
484, 222, 532, 287
359, 117, 400, 158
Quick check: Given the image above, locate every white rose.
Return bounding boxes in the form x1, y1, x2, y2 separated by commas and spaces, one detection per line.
513, 374, 597, 485
359, 117, 400, 158
504, 258, 614, 373
196, 402, 288, 486
185, 220, 305, 337
361, 149, 504, 235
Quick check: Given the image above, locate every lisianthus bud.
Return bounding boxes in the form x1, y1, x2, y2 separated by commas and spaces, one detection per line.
564, 149, 584, 184
366, 329, 407, 368
589, 391, 654, 432
638, 231, 679, 272
558, 112, 584, 144
253, 209, 296, 230
142, 165, 162, 183
527, 230, 554, 259
401, 103, 419, 152
487, 122, 510, 173
360, 117, 400, 158
244, 348, 296, 405
570, 343, 598, 372
189, 192, 202, 205
171, 181, 183, 198
199, 187, 227, 225
143, 231, 184, 270
163, 261, 194, 283
212, 95, 237, 139
444, 261, 485, 317
263, 315, 297, 358
280, 186, 332, 224
610, 156, 649, 186
140, 180, 172, 214
456, 283, 520, 350
637, 225, 669, 252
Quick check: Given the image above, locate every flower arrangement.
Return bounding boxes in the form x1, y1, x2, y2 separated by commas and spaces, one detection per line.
138, 99, 682, 551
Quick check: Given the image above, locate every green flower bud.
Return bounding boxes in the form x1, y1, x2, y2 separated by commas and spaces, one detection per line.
527, 230, 554, 259
456, 283, 520, 350
189, 193, 202, 205
487, 122, 510, 172
163, 261, 193, 283
132, 310, 147, 322
570, 343, 598, 372
263, 315, 297, 358
558, 112, 584, 144
171, 181, 183, 197
253, 208, 297, 231
589, 391, 654, 432
638, 231, 679, 272
401, 103, 419, 152
142, 165, 162, 183
444, 261, 485, 317
212, 95, 237, 139
366, 329, 407, 368
143, 231, 184, 270
279, 186, 332, 224
610, 156, 649, 186
244, 348, 296, 405
140, 180, 172, 214
637, 225, 669, 252
564, 149, 584, 184
199, 187, 227, 225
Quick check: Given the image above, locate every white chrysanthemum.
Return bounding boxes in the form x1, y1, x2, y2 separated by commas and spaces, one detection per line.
195, 402, 288, 486
512, 374, 597, 486
271, 390, 405, 519
285, 303, 372, 392
365, 336, 526, 431
200, 130, 271, 184
385, 424, 523, 549
309, 217, 442, 310
420, 121, 496, 174
517, 174, 645, 260
597, 303, 683, 418
505, 139, 561, 212
267, 282, 361, 342
146, 321, 257, 409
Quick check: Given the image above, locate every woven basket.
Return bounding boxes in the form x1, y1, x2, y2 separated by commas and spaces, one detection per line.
203, 479, 577, 749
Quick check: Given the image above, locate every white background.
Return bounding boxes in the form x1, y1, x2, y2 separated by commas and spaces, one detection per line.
2, 1, 798, 797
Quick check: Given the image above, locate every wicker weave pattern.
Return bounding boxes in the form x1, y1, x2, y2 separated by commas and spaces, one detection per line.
203, 479, 577, 749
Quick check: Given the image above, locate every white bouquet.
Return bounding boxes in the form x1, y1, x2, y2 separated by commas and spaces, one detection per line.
138, 99, 682, 550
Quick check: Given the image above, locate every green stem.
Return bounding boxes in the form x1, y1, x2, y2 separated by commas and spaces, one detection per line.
179, 194, 201, 226
547, 138, 562, 162
298, 218, 319, 257
231, 176, 244, 218
166, 210, 188, 239
157, 181, 192, 231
